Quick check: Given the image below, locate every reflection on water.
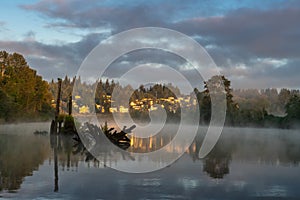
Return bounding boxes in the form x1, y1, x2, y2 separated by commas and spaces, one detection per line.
203, 141, 232, 179
0, 134, 50, 192
128, 123, 179, 153
0, 123, 300, 199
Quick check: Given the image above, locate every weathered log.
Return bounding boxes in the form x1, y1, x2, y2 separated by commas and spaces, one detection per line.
72, 122, 135, 162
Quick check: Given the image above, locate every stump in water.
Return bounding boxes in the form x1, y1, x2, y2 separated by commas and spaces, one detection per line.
74, 122, 135, 150
63, 115, 77, 135
72, 122, 136, 162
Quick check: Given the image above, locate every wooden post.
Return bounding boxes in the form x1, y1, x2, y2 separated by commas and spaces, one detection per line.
54, 78, 62, 134
68, 95, 72, 115
50, 134, 59, 192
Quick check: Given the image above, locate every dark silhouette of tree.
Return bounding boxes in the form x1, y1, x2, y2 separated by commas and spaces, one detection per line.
196, 75, 238, 125
284, 95, 300, 128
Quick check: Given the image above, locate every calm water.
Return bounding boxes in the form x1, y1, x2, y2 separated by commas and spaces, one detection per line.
0, 122, 300, 199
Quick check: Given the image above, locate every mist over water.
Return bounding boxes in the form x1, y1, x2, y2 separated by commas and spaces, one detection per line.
0, 123, 300, 199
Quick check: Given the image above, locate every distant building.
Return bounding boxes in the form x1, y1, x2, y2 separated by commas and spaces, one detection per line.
79, 105, 90, 114
119, 106, 129, 113
109, 107, 118, 113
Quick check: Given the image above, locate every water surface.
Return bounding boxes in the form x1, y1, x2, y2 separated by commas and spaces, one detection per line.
0, 123, 300, 199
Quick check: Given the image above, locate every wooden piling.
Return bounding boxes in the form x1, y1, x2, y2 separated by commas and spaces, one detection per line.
54, 78, 62, 134
68, 95, 72, 115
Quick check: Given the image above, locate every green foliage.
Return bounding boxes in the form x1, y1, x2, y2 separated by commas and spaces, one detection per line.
56, 80, 182, 121
197, 75, 238, 125
284, 95, 300, 128
236, 108, 267, 127
0, 51, 54, 121
63, 115, 76, 134
194, 75, 300, 128
128, 83, 181, 122
233, 88, 299, 116
0, 89, 14, 121
285, 95, 300, 119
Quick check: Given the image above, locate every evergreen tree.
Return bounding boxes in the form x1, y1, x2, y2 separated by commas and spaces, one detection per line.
285, 95, 300, 128
0, 51, 53, 121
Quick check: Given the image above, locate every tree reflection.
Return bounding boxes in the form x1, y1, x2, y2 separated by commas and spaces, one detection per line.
202, 143, 231, 179
188, 134, 234, 179
0, 135, 50, 192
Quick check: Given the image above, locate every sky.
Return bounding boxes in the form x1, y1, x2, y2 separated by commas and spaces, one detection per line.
0, 0, 299, 90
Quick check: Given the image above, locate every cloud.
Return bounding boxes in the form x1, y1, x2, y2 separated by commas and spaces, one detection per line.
23, 31, 36, 42
20, 1, 300, 59
5, 0, 299, 89
20, 0, 300, 62
20, 0, 171, 33
102, 48, 205, 89
218, 58, 300, 89
0, 33, 106, 80
0, 21, 8, 32
173, 7, 300, 60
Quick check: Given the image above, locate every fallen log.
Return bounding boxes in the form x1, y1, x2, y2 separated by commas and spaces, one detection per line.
72, 122, 135, 162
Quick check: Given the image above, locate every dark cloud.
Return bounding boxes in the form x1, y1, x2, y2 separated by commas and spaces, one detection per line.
174, 7, 300, 59
102, 49, 204, 88
218, 58, 300, 89
0, 33, 106, 80
257, 59, 300, 80
20, 0, 171, 33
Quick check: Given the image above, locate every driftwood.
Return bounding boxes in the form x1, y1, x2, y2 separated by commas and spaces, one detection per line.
72, 122, 136, 162
74, 122, 135, 150
33, 130, 48, 135
103, 124, 135, 149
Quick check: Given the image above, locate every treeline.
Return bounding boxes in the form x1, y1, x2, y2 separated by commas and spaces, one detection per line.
232, 88, 300, 128
0, 51, 53, 121
193, 76, 300, 128
1, 50, 299, 128
53, 75, 300, 128
49, 76, 181, 118
49, 77, 131, 113
233, 88, 300, 117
